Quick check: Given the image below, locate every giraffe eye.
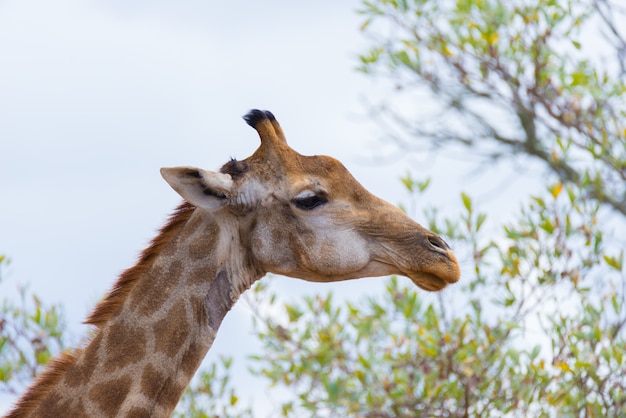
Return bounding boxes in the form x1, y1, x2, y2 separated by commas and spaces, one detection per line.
293, 193, 328, 210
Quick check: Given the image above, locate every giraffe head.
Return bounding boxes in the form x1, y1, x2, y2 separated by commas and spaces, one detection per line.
161, 110, 460, 291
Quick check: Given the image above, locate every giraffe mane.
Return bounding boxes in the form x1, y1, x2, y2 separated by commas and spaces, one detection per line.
85, 201, 195, 328
5, 352, 77, 417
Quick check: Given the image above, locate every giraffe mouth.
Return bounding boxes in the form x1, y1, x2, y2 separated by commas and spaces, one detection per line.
366, 259, 450, 291
407, 272, 448, 292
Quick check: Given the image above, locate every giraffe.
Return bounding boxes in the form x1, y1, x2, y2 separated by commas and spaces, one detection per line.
6, 110, 460, 418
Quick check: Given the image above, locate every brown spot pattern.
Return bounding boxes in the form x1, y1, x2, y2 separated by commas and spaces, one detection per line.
63, 356, 94, 389
131, 261, 182, 316
190, 296, 209, 326
140, 363, 164, 400
188, 223, 219, 260
140, 364, 186, 413
32, 391, 81, 418
153, 304, 190, 358
104, 322, 147, 372
63, 334, 102, 388
187, 265, 214, 286
89, 376, 132, 418
157, 376, 187, 408
126, 407, 152, 418
180, 340, 208, 377
183, 211, 204, 232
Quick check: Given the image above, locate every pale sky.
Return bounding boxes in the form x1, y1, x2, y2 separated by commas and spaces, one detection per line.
0, 1, 539, 414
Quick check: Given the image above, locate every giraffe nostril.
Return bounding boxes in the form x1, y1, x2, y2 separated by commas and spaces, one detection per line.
427, 235, 449, 252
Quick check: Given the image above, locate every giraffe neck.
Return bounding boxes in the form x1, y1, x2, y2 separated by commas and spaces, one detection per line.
8, 208, 262, 418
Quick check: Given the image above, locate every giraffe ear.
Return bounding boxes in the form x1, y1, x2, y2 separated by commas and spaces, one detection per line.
160, 167, 233, 210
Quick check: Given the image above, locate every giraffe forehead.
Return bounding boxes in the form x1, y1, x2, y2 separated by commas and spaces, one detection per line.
291, 155, 367, 199
227, 152, 360, 194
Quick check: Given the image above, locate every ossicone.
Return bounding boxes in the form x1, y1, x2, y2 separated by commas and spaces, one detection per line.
243, 109, 287, 145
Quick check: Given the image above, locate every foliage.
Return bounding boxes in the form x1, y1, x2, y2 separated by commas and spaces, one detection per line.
0, 255, 66, 395
358, 0, 626, 216
175, 355, 253, 418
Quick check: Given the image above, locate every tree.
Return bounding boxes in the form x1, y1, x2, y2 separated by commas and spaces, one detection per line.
0, 255, 66, 395
357, 0, 626, 216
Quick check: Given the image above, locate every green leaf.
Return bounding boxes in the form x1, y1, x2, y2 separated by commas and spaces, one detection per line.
396, 50, 413, 67
476, 213, 487, 232
285, 304, 303, 322
539, 218, 555, 234
417, 177, 431, 192
36, 350, 50, 365
325, 379, 340, 403
529, 345, 541, 360
400, 173, 414, 192
603, 252, 623, 271
461, 192, 472, 212
360, 18, 373, 31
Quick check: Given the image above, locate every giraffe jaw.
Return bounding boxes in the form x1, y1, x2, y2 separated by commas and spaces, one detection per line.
407, 272, 448, 292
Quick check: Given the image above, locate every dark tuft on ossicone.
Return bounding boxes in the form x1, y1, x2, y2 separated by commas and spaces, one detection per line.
243, 109, 270, 128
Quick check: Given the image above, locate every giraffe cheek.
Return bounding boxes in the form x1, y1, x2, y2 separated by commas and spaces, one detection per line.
249, 222, 297, 272
307, 233, 370, 276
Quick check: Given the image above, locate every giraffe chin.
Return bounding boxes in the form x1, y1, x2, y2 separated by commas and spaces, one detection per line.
409, 273, 448, 292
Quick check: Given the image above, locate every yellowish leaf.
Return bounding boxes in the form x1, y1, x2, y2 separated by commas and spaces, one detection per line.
551, 149, 559, 161
550, 183, 563, 198
555, 361, 574, 373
